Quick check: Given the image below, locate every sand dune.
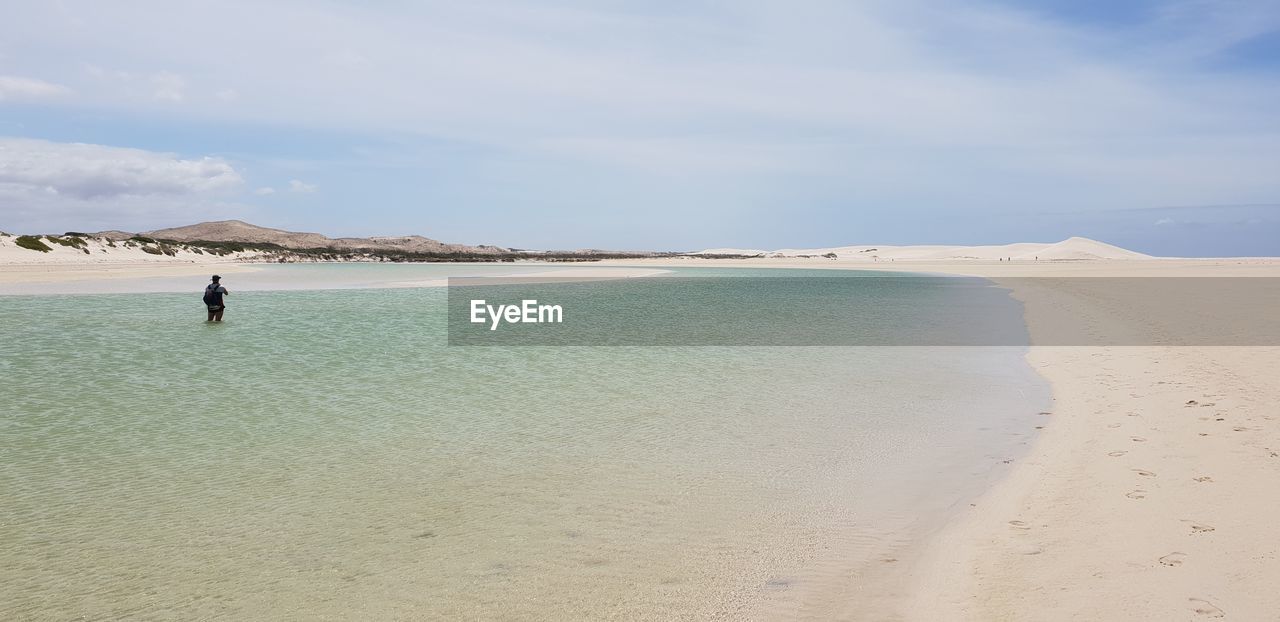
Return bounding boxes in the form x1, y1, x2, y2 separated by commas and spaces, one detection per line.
0, 233, 266, 265
697, 237, 1152, 261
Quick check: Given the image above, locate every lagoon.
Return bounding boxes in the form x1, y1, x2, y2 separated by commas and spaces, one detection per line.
0, 264, 1048, 620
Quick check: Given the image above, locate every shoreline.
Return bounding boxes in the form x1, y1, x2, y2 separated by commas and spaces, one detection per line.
0, 261, 671, 295
604, 257, 1280, 619
0, 261, 262, 285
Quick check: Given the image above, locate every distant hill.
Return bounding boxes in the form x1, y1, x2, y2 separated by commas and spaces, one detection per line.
138, 220, 508, 255
93, 230, 136, 241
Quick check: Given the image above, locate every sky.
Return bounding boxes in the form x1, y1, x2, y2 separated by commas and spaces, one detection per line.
1, 0, 1279, 256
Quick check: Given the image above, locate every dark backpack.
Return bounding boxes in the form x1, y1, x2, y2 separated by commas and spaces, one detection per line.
203, 284, 220, 306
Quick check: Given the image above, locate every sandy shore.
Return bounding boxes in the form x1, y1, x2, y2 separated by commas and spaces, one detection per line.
603, 257, 1280, 620
0, 262, 261, 285
5, 255, 1277, 618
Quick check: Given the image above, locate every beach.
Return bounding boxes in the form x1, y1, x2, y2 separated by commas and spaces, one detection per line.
908, 261, 1280, 621
14, 0, 1280, 617
607, 256, 1280, 619
3, 256, 1279, 619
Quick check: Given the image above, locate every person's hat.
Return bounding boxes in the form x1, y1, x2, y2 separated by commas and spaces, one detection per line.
212, 275, 221, 280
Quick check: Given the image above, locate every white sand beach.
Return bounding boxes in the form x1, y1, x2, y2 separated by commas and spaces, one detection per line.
905, 261, 1280, 621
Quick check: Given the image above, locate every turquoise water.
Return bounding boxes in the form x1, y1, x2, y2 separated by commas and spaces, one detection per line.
0, 265, 1048, 620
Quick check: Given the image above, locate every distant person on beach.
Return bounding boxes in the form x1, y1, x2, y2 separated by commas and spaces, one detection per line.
203, 275, 229, 322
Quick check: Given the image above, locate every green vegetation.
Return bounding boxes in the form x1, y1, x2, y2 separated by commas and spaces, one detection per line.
15, 235, 53, 252
46, 235, 88, 248
18, 233, 672, 264
4, 228, 678, 263
185, 240, 285, 253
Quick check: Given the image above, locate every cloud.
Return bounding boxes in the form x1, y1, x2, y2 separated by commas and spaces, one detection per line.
8, 2, 1273, 181
1, 0, 1279, 249
253, 186, 275, 195
0, 75, 72, 100
151, 71, 185, 102
0, 137, 249, 232
288, 179, 317, 193
0, 137, 242, 200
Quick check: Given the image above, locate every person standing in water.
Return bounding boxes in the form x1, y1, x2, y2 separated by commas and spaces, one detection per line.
204, 275, 229, 322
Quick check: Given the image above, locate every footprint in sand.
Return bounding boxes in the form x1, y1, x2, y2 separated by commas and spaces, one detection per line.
1233, 426, 1251, 432
1182, 520, 1216, 534
1158, 552, 1186, 567
1126, 490, 1147, 499
1185, 400, 1199, 406
1132, 468, 1157, 477
1107, 423, 1122, 429
1189, 598, 1225, 618
1131, 436, 1147, 442
1194, 476, 1214, 483
1108, 450, 1127, 457
1008, 520, 1031, 531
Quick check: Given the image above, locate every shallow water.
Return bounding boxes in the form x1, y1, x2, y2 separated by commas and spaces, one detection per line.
0, 265, 1048, 620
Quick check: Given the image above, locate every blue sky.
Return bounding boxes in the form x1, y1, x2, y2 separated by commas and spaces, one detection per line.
1, 0, 1278, 255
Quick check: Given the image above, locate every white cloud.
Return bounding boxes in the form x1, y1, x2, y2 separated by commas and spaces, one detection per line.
0, 137, 242, 200
0, 75, 72, 100
253, 186, 275, 195
151, 71, 185, 102
2, 0, 1279, 237
215, 88, 238, 102
0, 138, 250, 232
288, 179, 317, 193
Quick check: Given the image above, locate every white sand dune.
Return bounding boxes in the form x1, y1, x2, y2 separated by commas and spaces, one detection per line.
697, 237, 1152, 261
0, 233, 262, 265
